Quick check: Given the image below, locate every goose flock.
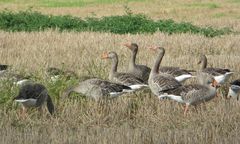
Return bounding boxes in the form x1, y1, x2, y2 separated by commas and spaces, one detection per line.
0, 43, 239, 117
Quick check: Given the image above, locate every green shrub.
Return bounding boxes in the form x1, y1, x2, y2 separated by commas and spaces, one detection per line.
0, 10, 233, 37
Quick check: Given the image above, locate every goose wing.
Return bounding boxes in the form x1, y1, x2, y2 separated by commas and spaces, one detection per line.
230, 79, 240, 86
180, 85, 210, 103
152, 74, 182, 93
94, 79, 131, 94
114, 73, 145, 86
14, 83, 48, 105
160, 66, 192, 77
203, 68, 230, 76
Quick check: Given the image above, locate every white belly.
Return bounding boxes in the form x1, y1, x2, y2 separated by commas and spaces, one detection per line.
15, 99, 37, 107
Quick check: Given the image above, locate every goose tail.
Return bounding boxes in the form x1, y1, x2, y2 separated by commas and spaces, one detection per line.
47, 95, 54, 115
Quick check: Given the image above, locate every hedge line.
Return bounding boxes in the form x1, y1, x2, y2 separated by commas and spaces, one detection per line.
0, 10, 232, 37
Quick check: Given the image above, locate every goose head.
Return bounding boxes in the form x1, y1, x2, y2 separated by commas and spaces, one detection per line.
197, 54, 206, 64
101, 51, 118, 60
198, 72, 219, 88
206, 77, 219, 88
149, 46, 165, 53
124, 43, 138, 53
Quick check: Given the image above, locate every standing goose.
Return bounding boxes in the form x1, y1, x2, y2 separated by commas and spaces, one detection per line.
14, 83, 54, 117
124, 43, 151, 83
62, 78, 133, 101
227, 79, 240, 100
198, 54, 233, 85
159, 73, 218, 116
148, 47, 182, 97
101, 51, 148, 90
124, 43, 194, 83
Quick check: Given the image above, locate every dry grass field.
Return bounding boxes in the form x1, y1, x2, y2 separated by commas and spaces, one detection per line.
0, 0, 240, 143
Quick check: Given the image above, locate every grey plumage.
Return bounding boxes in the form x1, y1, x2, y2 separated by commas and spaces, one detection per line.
62, 78, 132, 101
14, 83, 54, 115
198, 54, 233, 84
148, 47, 182, 96
124, 43, 151, 83
102, 51, 147, 90
159, 73, 218, 116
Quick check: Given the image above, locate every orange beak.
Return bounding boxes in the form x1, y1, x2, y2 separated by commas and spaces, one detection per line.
123, 43, 131, 49
211, 79, 219, 88
101, 52, 109, 59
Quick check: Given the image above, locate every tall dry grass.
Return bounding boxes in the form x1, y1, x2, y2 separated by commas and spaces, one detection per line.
0, 31, 240, 143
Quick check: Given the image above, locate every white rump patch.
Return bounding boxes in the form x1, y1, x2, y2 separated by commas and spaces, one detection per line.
15, 79, 30, 86
214, 72, 234, 85
158, 94, 185, 103
109, 92, 123, 97
122, 89, 134, 93
128, 84, 148, 90
175, 74, 194, 83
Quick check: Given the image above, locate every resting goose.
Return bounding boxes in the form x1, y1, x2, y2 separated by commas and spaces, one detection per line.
0, 71, 32, 86
227, 79, 240, 100
14, 83, 54, 117
148, 47, 182, 97
101, 51, 148, 90
198, 54, 233, 85
124, 43, 151, 83
62, 78, 133, 101
159, 73, 218, 116
46, 67, 78, 81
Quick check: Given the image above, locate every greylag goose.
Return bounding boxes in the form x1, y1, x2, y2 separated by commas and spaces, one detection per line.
46, 67, 78, 81
101, 51, 148, 90
227, 79, 240, 100
0, 71, 32, 86
14, 83, 54, 116
62, 78, 133, 101
198, 54, 233, 85
124, 43, 151, 83
124, 43, 194, 83
159, 73, 218, 116
148, 47, 182, 97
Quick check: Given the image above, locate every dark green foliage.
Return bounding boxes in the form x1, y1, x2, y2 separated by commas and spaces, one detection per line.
0, 10, 232, 37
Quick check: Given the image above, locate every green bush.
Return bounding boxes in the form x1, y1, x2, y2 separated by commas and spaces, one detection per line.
0, 10, 232, 37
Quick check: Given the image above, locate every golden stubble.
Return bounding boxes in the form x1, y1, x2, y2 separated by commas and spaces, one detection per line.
0, 30, 240, 143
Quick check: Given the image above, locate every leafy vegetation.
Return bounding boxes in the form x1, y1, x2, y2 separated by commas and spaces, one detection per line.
0, 10, 233, 37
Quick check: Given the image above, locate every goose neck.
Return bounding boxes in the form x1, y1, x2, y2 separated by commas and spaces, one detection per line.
109, 56, 118, 80
150, 50, 165, 76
